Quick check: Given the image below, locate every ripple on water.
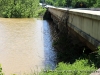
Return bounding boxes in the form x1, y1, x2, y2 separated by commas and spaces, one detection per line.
0, 18, 56, 75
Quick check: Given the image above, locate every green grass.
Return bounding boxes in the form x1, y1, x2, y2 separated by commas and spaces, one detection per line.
39, 59, 96, 75
0, 64, 3, 75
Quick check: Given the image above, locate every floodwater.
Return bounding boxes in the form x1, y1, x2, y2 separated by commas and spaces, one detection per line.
0, 18, 56, 75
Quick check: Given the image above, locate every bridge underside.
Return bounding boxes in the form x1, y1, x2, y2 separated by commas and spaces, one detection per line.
50, 13, 97, 51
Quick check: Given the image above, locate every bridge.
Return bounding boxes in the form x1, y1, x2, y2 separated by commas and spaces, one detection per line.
45, 6, 100, 51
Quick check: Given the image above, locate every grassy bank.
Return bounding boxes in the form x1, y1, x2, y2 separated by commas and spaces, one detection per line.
40, 59, 96, 75
0, 59, 97, 75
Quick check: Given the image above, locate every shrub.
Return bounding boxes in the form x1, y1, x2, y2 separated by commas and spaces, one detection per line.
0, 0, 46, 18
0, 64, 4, 75
39, 59, 96, 75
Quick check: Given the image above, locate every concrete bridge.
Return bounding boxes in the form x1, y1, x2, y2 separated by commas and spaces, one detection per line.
46, 6, 100, 51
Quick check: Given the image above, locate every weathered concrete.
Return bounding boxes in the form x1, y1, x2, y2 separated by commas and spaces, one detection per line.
48, 7, 100, 51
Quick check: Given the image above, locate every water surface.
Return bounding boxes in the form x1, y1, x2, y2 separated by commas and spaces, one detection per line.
0, 18, 56, 75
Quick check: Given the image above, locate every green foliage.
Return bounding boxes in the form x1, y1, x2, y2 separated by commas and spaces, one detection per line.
88, 46, 100, 68
0, 64, 4, 75
44, 0, 97, 8
94, 46, 100, 67
71, 0, 87, 7
45, 0, 54, 5
35, 7, 46, 17
54, 0, 66, 7
45, 0, 66, 7
0, 0, 46, 18
39, 59, 96, 75
40, 0, 43, 3
93, 0, 100, 7
87, 0, 96, 7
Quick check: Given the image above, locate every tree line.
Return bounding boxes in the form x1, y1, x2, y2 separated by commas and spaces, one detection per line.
0, 0, 46, 18
40, 0, 100, 8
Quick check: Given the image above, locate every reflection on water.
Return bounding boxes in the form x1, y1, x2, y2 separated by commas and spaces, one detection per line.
43, 21, 56, 70
0, 18, 56, 75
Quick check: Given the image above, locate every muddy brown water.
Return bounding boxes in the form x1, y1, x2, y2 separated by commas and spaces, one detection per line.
0, 18, 56, 75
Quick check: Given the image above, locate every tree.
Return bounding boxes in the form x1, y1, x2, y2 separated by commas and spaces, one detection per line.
54, 0, 66, 7
72, 0, 88, 8
93, 0, 100, 7
45, 0, 66, 7
0, 0, 44, 18
87, 0, 96, 7
45, 0, 53, 5
66, 0, 72, 7
44, 0, 97, 8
